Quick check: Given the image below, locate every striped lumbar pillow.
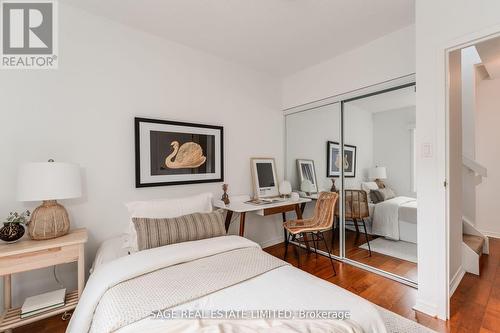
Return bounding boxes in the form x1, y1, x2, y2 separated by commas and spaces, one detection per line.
132, 210, 226, 251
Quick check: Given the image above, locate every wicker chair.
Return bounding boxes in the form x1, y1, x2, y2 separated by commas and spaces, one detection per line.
283, 191, 338, 275
335, 189, 372, 256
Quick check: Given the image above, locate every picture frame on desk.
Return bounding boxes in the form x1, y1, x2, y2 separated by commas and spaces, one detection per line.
250, 157, 279, 198
296, 159, 319, 194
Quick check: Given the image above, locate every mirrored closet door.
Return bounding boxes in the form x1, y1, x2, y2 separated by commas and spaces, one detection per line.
342, 84, 417, 283
285, 102, 341, 257
284, 78, 417, 286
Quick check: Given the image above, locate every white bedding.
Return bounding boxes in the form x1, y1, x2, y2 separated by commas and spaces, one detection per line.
371, 197, 417, 241
72, 236, 388, 333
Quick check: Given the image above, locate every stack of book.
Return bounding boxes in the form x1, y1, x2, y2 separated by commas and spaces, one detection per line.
21, 289, 66, 319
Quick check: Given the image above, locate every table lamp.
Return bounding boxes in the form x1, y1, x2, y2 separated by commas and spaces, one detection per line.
300, 179, 314, 196
369, 166, 387, 188
279, 180, 292, 198
17, 160, 82, 240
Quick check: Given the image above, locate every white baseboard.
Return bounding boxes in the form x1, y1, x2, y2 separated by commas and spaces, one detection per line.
260, 236, 284, 249
478, 229, 500, 239
449, 266, 466, 297
413, 299, 439, 318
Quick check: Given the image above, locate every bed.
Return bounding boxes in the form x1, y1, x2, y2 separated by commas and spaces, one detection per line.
369, 197, 417, 244
361, 182, 417, 244
69, 193, 430, 333
71, 235, 432, 333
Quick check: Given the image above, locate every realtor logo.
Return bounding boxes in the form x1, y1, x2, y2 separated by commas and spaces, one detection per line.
1, 0, 58, 69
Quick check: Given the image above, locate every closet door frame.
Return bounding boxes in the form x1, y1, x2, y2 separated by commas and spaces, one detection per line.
284, 74, 417, 288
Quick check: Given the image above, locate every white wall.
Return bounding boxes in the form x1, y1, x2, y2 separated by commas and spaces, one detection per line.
372, 107, 416, 197
285, 103, 341, 191
344, 105, 375, 189
282, 25, 416, 109
415, 0, 500, 319
285, 103, 373, 192
448, 50, 463, 289
476, 77, 500, 238
461, 47, 482, 223
0, 4, 283, 306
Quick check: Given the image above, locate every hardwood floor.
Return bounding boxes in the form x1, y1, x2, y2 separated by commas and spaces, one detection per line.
13, 238, 500, 333
310, 228, 418, 281
266, 237, 500, 333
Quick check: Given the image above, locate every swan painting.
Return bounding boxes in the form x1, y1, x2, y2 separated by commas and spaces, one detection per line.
334, 153, 350, 170
165, 141, 207, 169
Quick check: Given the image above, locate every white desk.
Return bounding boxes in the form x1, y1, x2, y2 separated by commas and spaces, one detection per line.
214, 197, 311, 237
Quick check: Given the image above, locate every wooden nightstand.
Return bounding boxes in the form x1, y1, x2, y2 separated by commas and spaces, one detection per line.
0, 228, 87, 331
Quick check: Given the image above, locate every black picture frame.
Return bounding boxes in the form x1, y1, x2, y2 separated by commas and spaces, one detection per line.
327, 141, 357, 178
135, 117, 224, 187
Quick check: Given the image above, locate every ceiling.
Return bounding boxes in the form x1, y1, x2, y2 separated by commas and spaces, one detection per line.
63, 0, 415, 76
348, 85, 416, 113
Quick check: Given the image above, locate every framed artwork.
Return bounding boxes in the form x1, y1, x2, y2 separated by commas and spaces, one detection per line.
135, 117, 223, 187
296, 159, 318, 193
327, 141, 357, 178
250, 157, 279, 198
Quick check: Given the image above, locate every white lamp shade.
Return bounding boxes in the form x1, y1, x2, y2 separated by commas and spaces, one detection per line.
279, 180, 292, 195
17, 162, 82, 201
369, 166, 387, 180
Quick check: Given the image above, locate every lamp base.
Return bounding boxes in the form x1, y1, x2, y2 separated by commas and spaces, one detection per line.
28, 200, 70, 240
374, 179, 386, 189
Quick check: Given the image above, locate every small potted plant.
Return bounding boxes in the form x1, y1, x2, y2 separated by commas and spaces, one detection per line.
0, 211, 30, 243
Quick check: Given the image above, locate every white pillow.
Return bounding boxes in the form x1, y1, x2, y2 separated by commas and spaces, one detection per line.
91, 234, 129, 273
124, 192, 213, 252
360, 182, 379, 203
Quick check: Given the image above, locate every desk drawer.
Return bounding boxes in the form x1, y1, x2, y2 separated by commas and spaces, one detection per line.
263, 204, 297, 216
0, 244, 79, 275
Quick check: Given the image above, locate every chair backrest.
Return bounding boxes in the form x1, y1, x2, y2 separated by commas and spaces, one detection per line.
312, 191, 338, 230
343, 189, 369, 219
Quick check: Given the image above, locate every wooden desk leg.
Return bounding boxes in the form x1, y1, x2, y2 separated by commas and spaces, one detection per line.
78, 244, 85, 297
282, 212, 288, 244
295, 204, 303, 219
300, 202, 307, 214
239, 212, 246, 237
224, 211, 233, 232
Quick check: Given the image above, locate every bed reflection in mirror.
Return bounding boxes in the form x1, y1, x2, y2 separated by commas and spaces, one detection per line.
344, 85, 417, 283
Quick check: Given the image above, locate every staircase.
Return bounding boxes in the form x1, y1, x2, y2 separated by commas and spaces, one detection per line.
462, 217, 489, 275
461, 155, 489, 276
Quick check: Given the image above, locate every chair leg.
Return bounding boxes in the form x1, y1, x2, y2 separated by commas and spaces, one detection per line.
284, 230, 290, 260
294, 234, 301, 267
311, 232, 318, 259
361, 220, 372, 257
331, 217, 337, 250
319, 231, 337, 276
353, 218, 360, 234
302, 232, 312, 256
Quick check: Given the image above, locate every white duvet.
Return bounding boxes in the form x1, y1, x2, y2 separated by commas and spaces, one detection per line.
69, 236, 388, 333
372, 197, 417, 240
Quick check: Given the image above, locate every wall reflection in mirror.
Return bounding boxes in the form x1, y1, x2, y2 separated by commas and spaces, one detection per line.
285, 82, 417, 284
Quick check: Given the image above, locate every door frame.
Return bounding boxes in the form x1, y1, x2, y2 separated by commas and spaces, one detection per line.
443, 27, 500, 319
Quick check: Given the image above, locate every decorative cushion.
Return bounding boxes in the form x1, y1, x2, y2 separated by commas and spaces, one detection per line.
132, 210, 226, 251
125, 193, 213, 252
370, 190, 384, 204
371, 188, 396, 203
379, 187, 396, 200
361, 182, 379, 203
